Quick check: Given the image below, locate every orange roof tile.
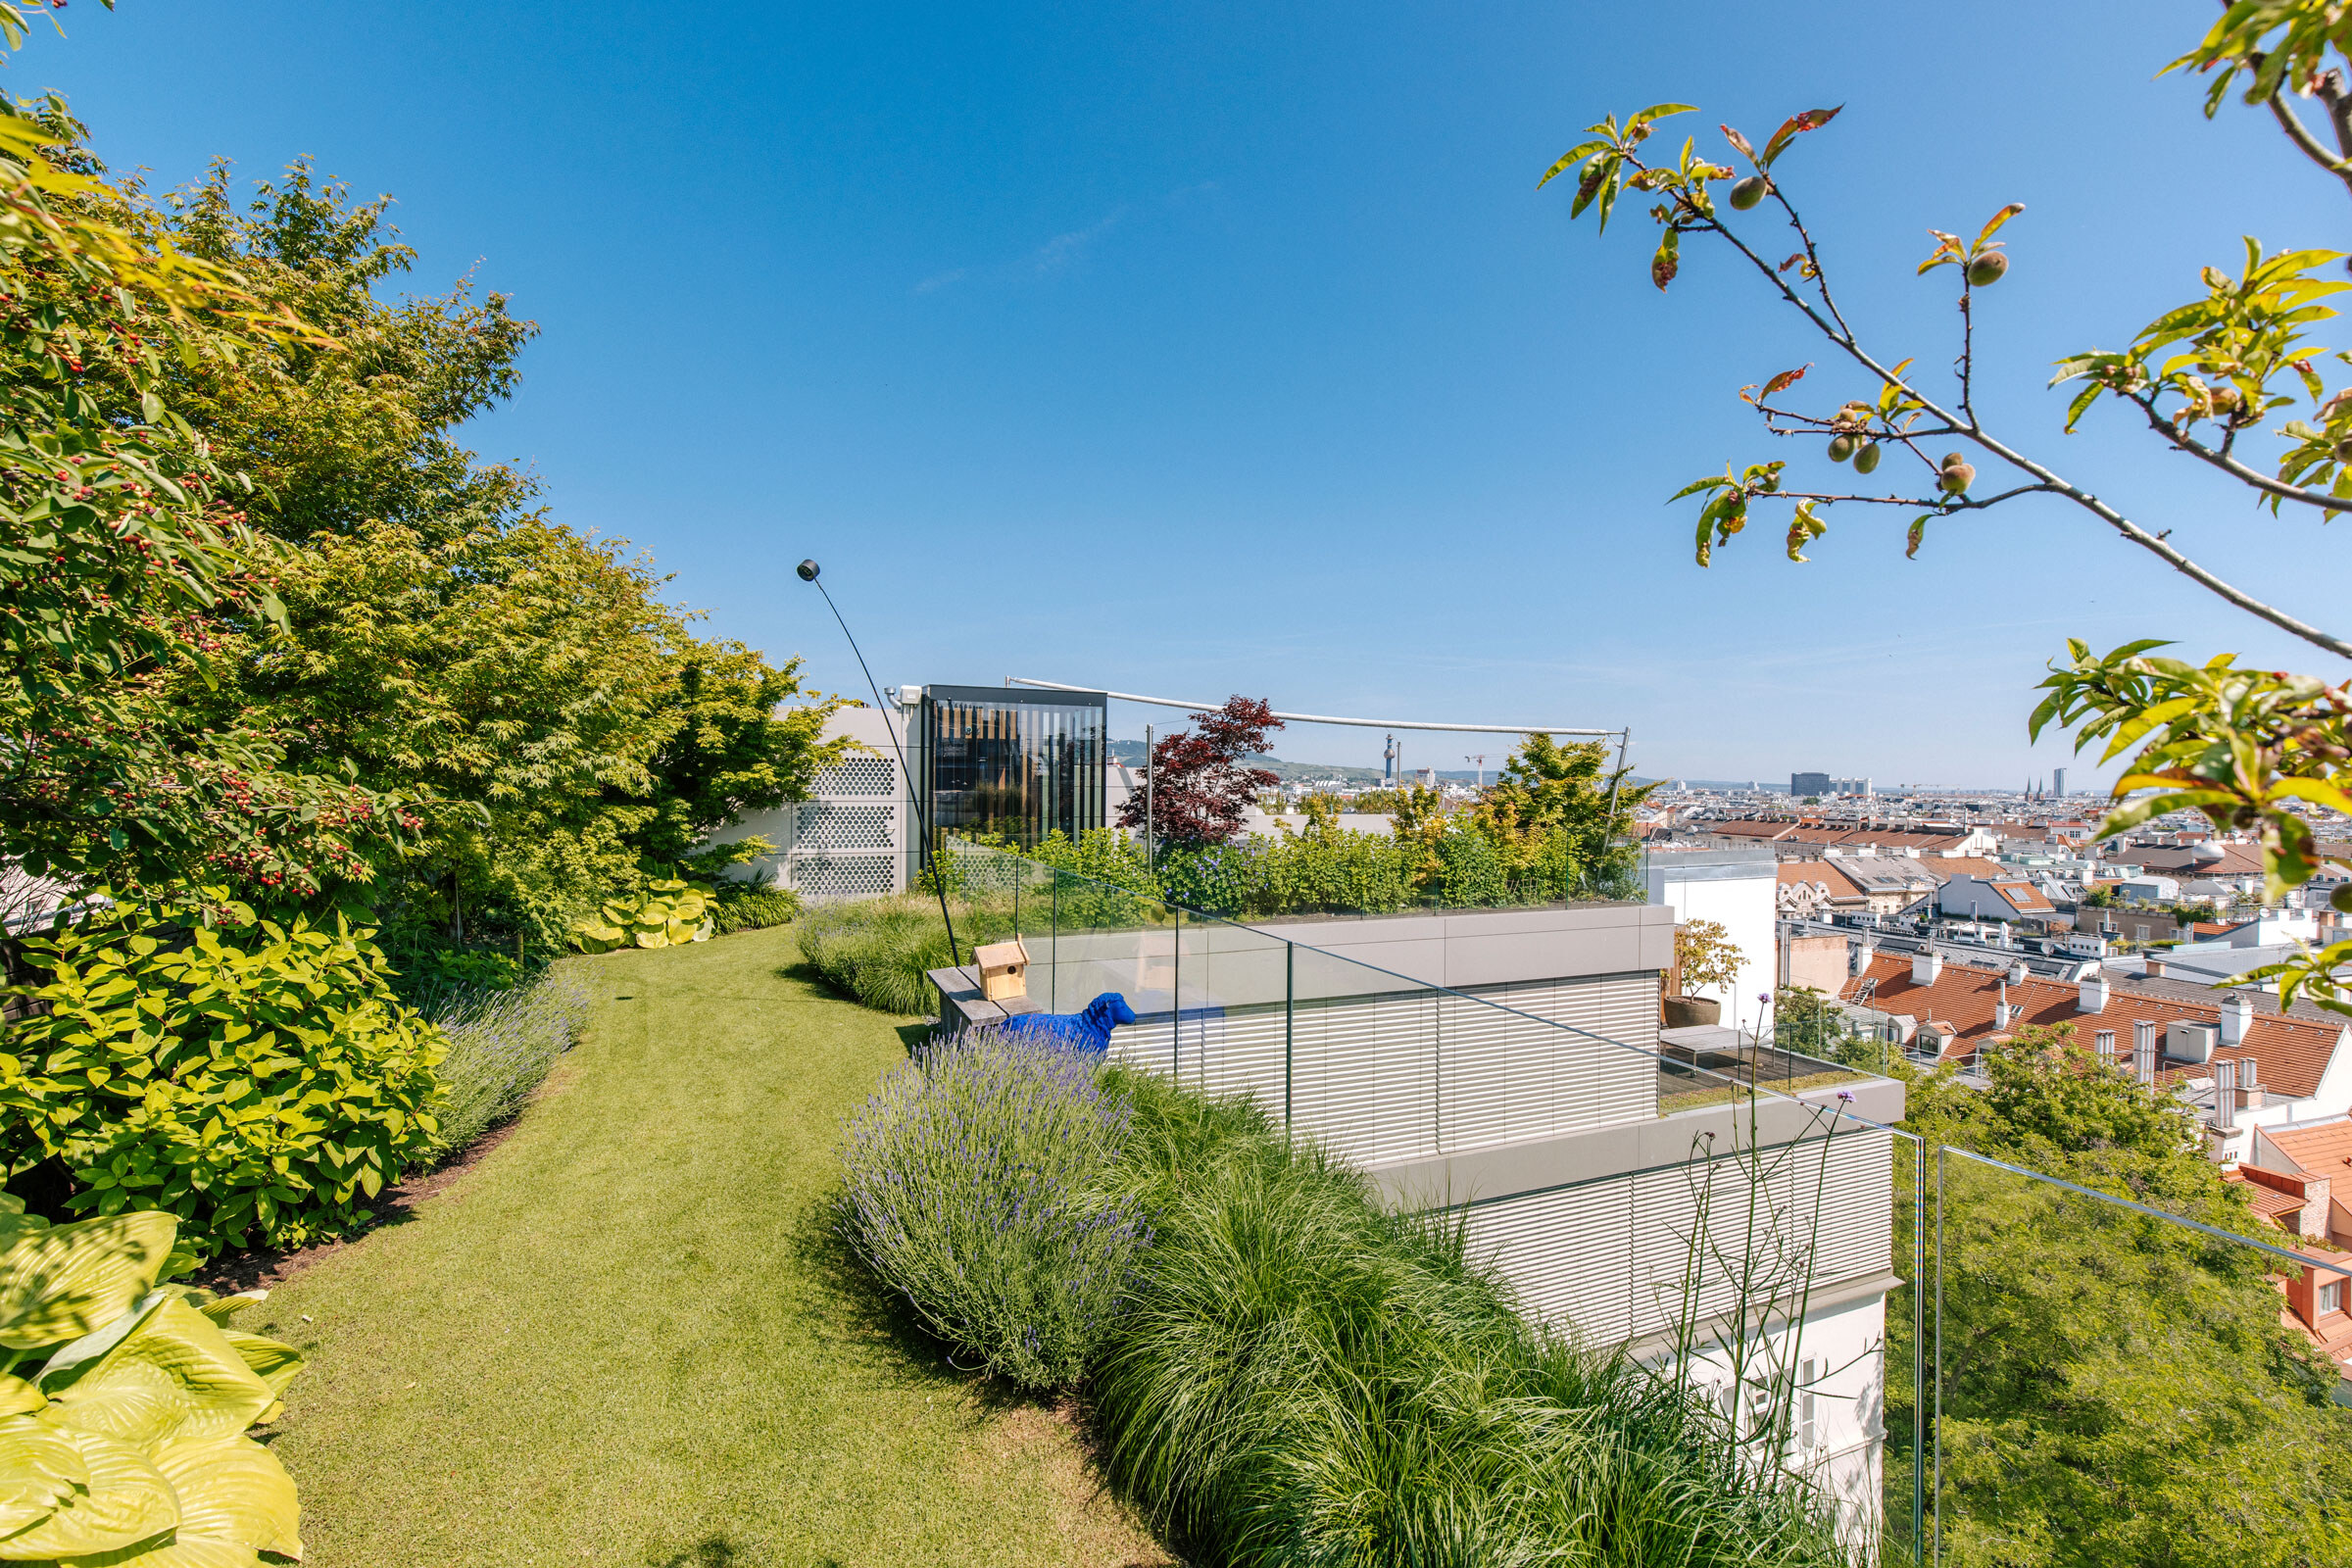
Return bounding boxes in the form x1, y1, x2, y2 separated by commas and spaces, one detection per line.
2226, 1174, 2309, 1224
1840, 953, 2348, 1100
2263, 1120, 2352, 1177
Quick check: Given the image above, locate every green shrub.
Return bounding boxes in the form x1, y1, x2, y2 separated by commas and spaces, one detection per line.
425, 967, 596, 1160
1, 891, 446, 1257
711, 884, 802, 935
837, 1030, 1146, 1391
796, 895, 1017, 1015
1090, 1069, 1844, 1567
0, 1197, 309, 1566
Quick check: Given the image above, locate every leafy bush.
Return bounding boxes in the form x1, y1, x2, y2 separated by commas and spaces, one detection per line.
797, 895, 1017, 1015
711, 884, 802, 935
1091, 1069, 1845, 1566
1, 892, 446, 1258
838, 1030, 1146, 1391
424, 968, 596, 1160
0, 1197, 307, 1566
572, 878, 714, 953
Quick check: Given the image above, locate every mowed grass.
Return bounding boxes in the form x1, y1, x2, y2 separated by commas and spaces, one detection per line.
249, 924, 1172, 1568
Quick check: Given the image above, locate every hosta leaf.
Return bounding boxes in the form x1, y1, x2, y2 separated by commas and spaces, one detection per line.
129, 1433, 302, 1565
214, 1334, 300, 1399
0, 1426, 176, 1560
42, 1299, 274, 1448
0, 1214, 177, 1349
0, 1413, 87, 1540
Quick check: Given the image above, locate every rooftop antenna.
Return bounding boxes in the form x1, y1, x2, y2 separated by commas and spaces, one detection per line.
797, 559, 961, 967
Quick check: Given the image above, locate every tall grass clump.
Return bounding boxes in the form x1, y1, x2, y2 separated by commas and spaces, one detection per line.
797, 894, 1017, 1014
712, 884, 801, 934
423, 967, 596, 1160
1091, 1067, 1848, 1568
838, 1029, 1147, 1391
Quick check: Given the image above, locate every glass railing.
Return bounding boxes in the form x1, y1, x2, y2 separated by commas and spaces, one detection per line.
922, 837, 2347, 1564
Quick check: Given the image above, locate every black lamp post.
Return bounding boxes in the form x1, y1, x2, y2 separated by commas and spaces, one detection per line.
798, 560, 960, 967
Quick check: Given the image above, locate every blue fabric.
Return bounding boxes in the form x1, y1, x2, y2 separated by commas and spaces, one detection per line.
996, 992, 1137, 1054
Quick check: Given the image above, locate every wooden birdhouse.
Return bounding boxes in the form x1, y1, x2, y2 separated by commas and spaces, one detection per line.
974, 939, 1031, 1003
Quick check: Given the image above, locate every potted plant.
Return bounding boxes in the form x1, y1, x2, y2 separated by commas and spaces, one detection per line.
1663, 918, 1743, 1028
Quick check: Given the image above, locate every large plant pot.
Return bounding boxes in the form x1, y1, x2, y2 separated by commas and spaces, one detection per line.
1661, 995, 1721, 1029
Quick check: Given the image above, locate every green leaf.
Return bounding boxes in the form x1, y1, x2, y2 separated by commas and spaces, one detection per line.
0, 1411, 86, 1540
1536, 138, 1608, 189
1759, 105, 1841, 168
0, 1424, 178, 1559
140, 1432, 304, 1563
0, 1214, 177, 1350
42, 1297, 275, 1447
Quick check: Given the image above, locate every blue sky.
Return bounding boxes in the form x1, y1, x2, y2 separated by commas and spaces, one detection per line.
30, 1, 2350, 788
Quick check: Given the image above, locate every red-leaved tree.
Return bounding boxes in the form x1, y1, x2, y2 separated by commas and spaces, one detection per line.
1117, 696, 1284, 847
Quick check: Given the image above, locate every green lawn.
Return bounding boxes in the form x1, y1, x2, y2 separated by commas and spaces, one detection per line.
250, 924, 1171, 1568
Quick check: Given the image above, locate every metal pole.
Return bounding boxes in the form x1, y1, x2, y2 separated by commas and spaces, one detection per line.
1171, 904, 1182, 1078
1284, 939, 1295, 1134
801, 564, 960, 966
1912, 1133, 1927, 1562
1933, 1143, 1946, 1568
1144, 723, 1155, 871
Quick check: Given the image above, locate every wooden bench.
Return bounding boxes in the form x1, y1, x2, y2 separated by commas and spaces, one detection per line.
926, 964, 1046, 1032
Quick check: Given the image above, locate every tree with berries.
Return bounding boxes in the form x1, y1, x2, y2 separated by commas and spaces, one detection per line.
1540, 0, 2352, 1018
1117, 696, 1285, 848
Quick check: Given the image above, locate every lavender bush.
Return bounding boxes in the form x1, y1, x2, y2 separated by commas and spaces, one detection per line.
838, 1029, 1146, 1391
424, 968, 597, 1160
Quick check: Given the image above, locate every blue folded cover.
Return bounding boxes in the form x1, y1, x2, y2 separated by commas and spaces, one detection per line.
996, 992, 1137, 1054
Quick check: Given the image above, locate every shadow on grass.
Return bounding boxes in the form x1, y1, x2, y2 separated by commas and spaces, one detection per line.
649, 1539, 743, 1568
783, 1182, 1058, 1421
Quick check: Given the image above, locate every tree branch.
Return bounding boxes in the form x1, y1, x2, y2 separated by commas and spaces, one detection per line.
2123, 392, 2352, 512
2266, 87, 2352, 197
1690, 212, 2352, 659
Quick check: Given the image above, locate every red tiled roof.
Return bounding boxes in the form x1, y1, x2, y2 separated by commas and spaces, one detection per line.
1840, 953, 2348, 1100
2264, 1120, 2352, 1177
2227, 1174, 2310, 1224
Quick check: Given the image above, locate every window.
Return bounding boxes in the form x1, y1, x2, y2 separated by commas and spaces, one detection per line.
2321, 1280, 2343, 1317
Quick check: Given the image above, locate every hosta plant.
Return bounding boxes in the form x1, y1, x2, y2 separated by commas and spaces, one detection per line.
0, 1196, 305, 1565
1, 889, 447, 1258
571, 879, 714, 953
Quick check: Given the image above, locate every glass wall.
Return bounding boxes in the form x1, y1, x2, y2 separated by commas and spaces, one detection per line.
919, 684, 1105, 854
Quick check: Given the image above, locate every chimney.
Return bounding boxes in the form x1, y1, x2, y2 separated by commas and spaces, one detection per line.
1913, 949, 1943, 986
2079, 973, 2109, 1013
2145, 955, 2167, 978
2133, 1019, 2157, 1085
2009, 959, 2029, 984
2094, 1028, 2117, 1063
2220, 994, 2254, 1046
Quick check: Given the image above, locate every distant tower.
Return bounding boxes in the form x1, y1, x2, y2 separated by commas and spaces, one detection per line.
2052, 767, 2067, 800
1383, 733, 1398, 788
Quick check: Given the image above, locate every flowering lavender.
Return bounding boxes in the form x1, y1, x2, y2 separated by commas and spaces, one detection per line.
837, 1027, 1147, 1391
424, 968, 596, 1160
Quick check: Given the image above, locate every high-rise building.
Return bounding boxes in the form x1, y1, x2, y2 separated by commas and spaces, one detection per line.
1791, 771, 1832, 797
2052, 767, 2067, 799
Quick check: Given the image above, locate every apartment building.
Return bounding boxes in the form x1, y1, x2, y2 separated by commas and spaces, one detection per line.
1839, 949, 2352, 1163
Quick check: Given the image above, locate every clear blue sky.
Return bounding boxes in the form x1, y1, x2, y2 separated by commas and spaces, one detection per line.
30, 1, 2348, 788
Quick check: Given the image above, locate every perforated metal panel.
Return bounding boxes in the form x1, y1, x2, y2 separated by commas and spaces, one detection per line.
810, 755, 898, 796
790, 855, 901, 901
781, 751, 906, 901
796, 802, 898, 851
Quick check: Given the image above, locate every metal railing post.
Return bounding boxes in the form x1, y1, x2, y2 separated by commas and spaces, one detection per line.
1171, 904, 1182, 1078
1284, 939, 1295, 1134
1913, 1134, 1927, 1562
1933, 1143, 1946, 1568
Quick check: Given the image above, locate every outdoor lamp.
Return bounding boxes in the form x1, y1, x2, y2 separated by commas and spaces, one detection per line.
797, 559, 820, 581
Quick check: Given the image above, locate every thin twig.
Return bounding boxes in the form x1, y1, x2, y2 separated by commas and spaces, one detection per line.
1689, 206, 2352, 658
